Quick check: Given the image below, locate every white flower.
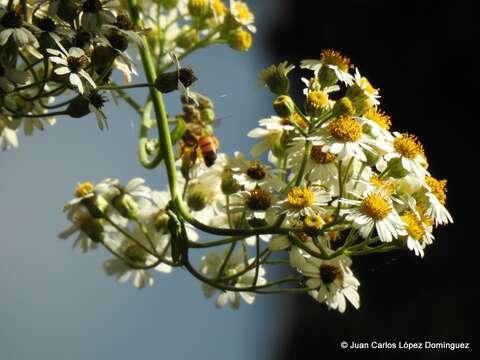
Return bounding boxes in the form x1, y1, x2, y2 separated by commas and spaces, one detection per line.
353, 68, 380, 105
201, 249, 267, 309
342, 188, 406, 243
47, 40, 96, 94
277, 184, 332, 218
301, 50, 354, 86
247, 116, 293, 157
422, 176, 453, 226
229, 0, 256, 33
293, 247, 360, 313
400, 198, 434, 258
384, 132, 429, 178
0, 7, 39, 48
79, 0, 117, 31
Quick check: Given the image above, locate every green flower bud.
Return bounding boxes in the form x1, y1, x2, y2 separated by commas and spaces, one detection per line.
91, 46, 116, 74
176, 28, 199, 49
385, 157, 410, 178
82, 195, 109, 218
79, 217, 104, 243
113, 193, 139, 220
124, 244, 149, 265
317, 66, 338, 88
259, 61, 294, 95
66, 95, 91, 118
154, 210, 169, 232
273, 95, 295, 117
221, 168, 241, 195
227, 28, 252, 52
188, 0, 210, 18
183, 104, 201, 123
200, 108, 216, 124
186, 183, 212, 211
332, 97, 355, 118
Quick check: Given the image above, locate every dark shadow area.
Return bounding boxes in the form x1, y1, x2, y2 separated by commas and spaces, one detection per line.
265, 0, 475, 358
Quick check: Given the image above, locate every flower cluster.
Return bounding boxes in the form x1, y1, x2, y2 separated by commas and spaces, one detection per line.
1, 0, 255, 148
2, 1, 452, 313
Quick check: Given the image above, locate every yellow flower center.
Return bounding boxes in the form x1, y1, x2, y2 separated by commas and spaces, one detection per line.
393, 133, 424, 160
364, 107, 391, 130
369, 175, 394, 194
233, 1, 253, 22
401, 211, 425, 241
287, 187, 315, 209
303, 214, 325, 229
425, 176, 448, 205
231, 28, 252, 51
310, 145, 337, 164
75, 181, 94, 198
329, 116, 362, 142
212, 0, 227, 17
320, 49, 352, 72
291, 112, 308, 129
358, 77, 377, 95
361, 193, 391, 220
307, 90, 329, 109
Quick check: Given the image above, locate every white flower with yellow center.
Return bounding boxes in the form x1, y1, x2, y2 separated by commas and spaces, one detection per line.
342, 188, 406, 242
247, 116, 294, 157
201, 249, 267, 309
229, 0, 256, 33
301, 49, 354, 86
353, 68, 380, 106
385, 132, 429, 178
313, 115, 381, 162
400, 199, 434, 258
422, 176, 453, 225
358, 107, 393, 141
278, 184, 332, 218
292, 247, 360, 313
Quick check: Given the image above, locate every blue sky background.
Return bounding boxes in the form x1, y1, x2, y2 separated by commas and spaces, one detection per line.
0, 2, 294, 359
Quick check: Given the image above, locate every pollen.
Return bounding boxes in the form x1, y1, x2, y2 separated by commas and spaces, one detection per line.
319, 264, 343, 285
394, 133, 424, 160
320, 49, 352, 72
364, 107, 391, 130
425, 176, 448, 205
361, 193, 391, 220
247, 186, 271, 211
246, 161, 266, 180
307, 90, 329, 109
75, 181, 94, 198
310, 145, 337, 164
401, 211, 425, 241
288, 187, 315, 209
329, 116, 362, 142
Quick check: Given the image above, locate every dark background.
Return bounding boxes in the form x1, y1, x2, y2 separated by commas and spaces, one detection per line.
266, 0, 475, 358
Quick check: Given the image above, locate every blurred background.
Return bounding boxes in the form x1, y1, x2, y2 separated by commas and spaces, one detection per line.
1, 0, 474, 359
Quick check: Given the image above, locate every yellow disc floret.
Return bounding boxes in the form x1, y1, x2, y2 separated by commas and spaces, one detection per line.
329, 116, 362, 142
228, 28, 252, 51
364, 107, 392, 130
75, 181, 94, 198
425, 176, 448, 205
394, 133, 424, 160
287, 187, 315, 209
320, 49, 352, 72
232, 1, 254, 23
361, 193, 391, 220
307, 90, 329, 109
303, 214, 325, 230
401, 211, 425, 241
310, 145, 337, 164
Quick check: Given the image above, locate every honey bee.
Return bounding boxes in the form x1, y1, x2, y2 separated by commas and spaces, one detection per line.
198, 135, 219, 167
180, 131, 219, 167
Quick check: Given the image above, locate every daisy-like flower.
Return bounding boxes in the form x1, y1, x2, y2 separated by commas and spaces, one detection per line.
47, 40, 96, 94
352, 68, 380, 106
0, 62, 29, 92
229, 0, 256, 33
229, 184, 276, 222
400, 199, 434, 258
342, 187, 406, 243
423, 176, 453, 225
357, 107, 394, 142
247, 115, 294, 157
79, 0, 117, 32
33, 15, 75, 45
277, 184, 332, 218
86, 90, 108, 130
0, 6, 39, 48
301, 49, 354, 86
63, 178, 118, 218
314, 115, 383, 162
200, 249, 267, 309
385, 132, 429, 178
0, 115, 18, 150
230, 151, 284, 191
293, 247, 360, 313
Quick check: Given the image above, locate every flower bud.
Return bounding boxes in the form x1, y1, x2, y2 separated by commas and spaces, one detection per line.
124, 244, 149, 265
188, 0, 210, 18
317, 66, 338, 88
79, 217, 104, 243
176, 28, 199, 49
183, 104, 201, 123
65, 95, 91, 118
221, 168, 241, 195
259, 61, 294, 95
332, 97, 355, 118
273, 95, 295, 117
385, 157, 410, 178
186, 183, 213, 211
200, 108, 216, 124
154, 210, 169, 232
159, 0, 180, 10
227, 28, 252, 52
303, 214, 325, 236
107, 32, 129, 52
82, 195, 109, 218
346, 85, 374, 115
91, 45, 117, 74
304, 90, 329, 117
113, 193, 139, 220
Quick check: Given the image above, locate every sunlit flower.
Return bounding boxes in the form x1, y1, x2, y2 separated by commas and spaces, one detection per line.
301, 49, 354, 86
